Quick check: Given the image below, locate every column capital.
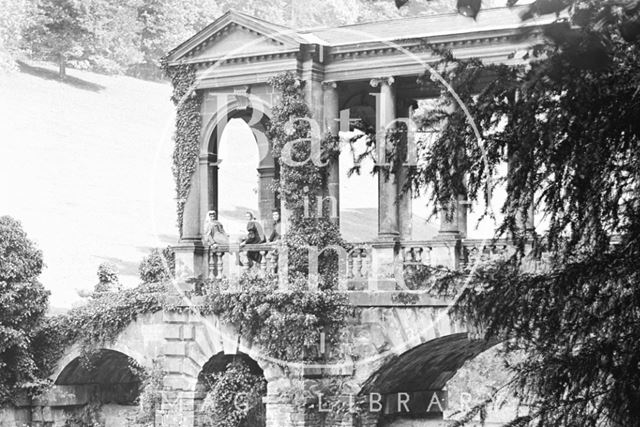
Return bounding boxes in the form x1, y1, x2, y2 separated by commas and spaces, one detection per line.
321, 80, 338, 90
369, 76, 395, 88
199, 153, 218, 164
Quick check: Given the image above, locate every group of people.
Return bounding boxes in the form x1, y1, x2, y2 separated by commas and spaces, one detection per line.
203, 209, 281, 267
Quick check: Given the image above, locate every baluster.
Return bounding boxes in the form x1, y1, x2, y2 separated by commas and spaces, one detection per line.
240, 249, 249, 273
360, 248, 369, 278
481, 245, 490, 262
269, 250, 278, 274
401, 247, 408, 264
216, 251, 224, 279
208, 248, 215, 280
259, 251, 267, 271
469, 246, 479, 265
352, 248, 362, 279
423, 247, 431, 265
415, 247, 424, 264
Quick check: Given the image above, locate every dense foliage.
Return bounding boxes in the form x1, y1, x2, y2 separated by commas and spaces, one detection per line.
161, 63, 202, 234
24, 0, 142, 77
380, 0, 640, 424
267, 72, 347, 286
32, 282, 167, 381
139, 247, 175, 283
0, 216, 50, 402
200, 360, 267, 427
6, 0, 455, 78
201, 270, 350, 362
0, 0, 30, 71
133, 358, 165, 425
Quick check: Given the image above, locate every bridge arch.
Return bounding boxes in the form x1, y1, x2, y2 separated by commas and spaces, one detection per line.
357, 333, 502, 426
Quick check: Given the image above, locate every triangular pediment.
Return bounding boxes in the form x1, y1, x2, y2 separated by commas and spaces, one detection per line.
167, 11, 302, 64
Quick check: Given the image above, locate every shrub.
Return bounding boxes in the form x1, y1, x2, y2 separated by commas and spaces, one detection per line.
139, 247, 175, 284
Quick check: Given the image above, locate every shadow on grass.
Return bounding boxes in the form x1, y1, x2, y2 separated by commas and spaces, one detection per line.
18, 61, 106, 92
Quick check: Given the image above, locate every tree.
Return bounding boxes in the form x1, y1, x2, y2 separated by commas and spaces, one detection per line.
138, 247, 175, 283
0, 216, 50, 402
24, 0, 90, 79
0, 0, 31, 71
375, 0, 640, 424
24, 0, 141, 78
135, 0, 222, 78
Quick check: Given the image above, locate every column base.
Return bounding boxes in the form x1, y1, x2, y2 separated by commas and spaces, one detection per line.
430, 235, 462, 269
172, 241, 207, 291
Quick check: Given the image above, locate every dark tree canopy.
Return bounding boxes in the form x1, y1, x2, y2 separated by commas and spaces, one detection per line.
376, 0, 640, 425
0, 216, 49, 402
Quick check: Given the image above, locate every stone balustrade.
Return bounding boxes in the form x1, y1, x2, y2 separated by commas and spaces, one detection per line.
207, 243, 279, 279
460, 239, 513, 268
202, 238, 550, 291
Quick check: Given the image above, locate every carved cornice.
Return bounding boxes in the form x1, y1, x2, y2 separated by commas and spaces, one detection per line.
328, 29, 543, 62
179, 50, 298, 69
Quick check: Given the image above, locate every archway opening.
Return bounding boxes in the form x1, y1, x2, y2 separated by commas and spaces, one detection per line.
208, 108, 277, 243
194, 352, 267, 427
360, 335, 521, 426
54, 349, 143, 425
218, 118, 261, 240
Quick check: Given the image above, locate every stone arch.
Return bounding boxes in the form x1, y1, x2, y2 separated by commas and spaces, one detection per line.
54, 349, 144, 403
193, 351, 267, 426
158, 312, 278, 427
199, 101, 278, 236
356, 333, 500, 426
42, 348, 148, 426
50, 311, 165, 382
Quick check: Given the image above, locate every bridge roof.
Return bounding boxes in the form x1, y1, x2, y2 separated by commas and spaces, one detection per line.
300, 5, 550, 45
165, 5, 563, 88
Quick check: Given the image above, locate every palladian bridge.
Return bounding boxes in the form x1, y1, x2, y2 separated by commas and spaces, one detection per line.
17, 6, 559, 427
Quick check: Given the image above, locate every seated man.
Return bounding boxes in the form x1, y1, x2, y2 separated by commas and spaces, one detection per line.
202, 210, 229, 246
240, 211, 265, 267
268, 210, 281, 242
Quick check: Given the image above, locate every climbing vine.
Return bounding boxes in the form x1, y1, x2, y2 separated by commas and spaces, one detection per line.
162, 61, 203, 236
267, 72, 347, 286
200, 270, 351, 363
33, 282, 168, 377
200, 360, 267, 427
64, 401, 105, 427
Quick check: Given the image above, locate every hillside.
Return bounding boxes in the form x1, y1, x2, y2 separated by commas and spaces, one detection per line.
0, 62, 177, 309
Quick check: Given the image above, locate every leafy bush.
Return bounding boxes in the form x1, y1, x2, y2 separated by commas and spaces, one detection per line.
0, 216, 50, 402
133, 358, 165, 426
95, 262, 120, 293
201, 360, 266, 427
33, 282, 169, 375
64, 401, 105, 427
202, 271, 350, 362
139, 247, 175, 283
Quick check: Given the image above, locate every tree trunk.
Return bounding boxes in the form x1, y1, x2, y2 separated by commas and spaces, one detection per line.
58, 55, 66, 80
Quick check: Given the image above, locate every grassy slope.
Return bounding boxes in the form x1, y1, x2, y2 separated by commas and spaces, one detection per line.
0, 62, 177, 308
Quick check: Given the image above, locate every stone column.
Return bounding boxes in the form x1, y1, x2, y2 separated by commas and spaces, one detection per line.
432, 196, 467, 270
397, 100, 416, 241
181, 164, 201, 241
508, 151, 535, 233
371, 77, 399, 240
438, 195, 468, 238
258, 166, 276, 233
199, 153, 218, 236
323, 81, 340, 225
